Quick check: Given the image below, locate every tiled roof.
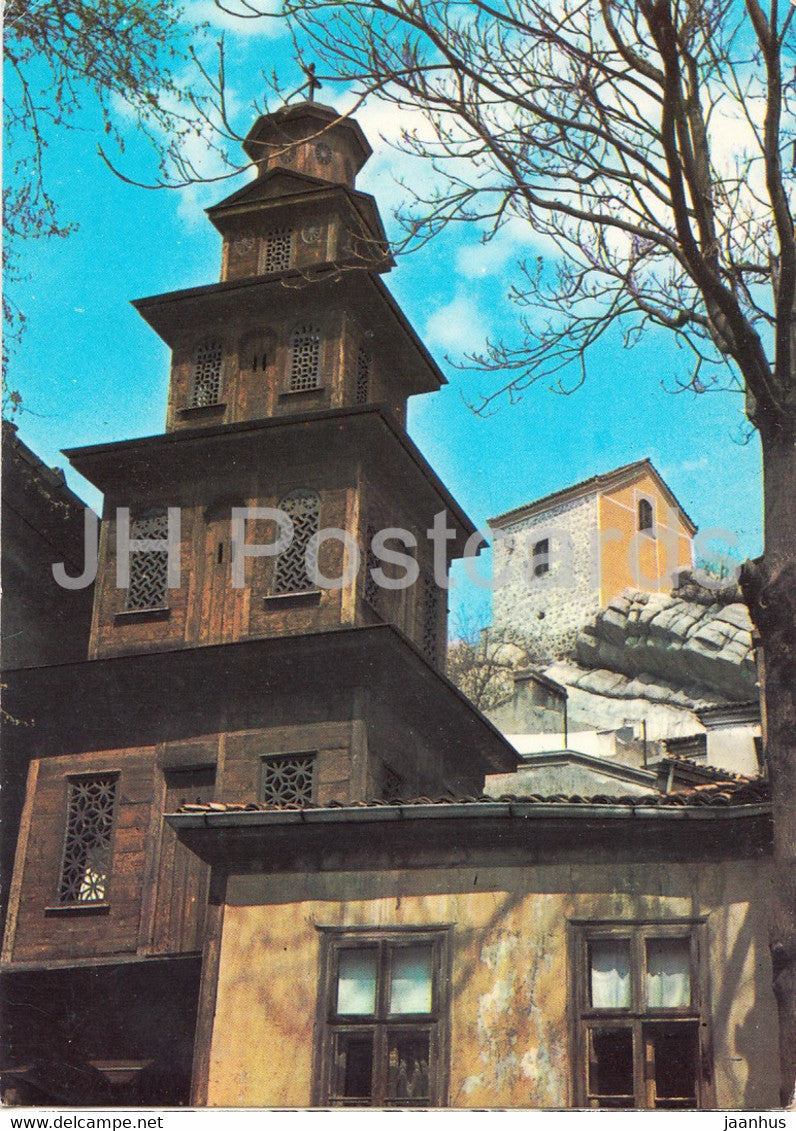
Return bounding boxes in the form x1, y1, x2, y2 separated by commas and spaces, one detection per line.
663, 756, 754, 782
178, 776, 768, 815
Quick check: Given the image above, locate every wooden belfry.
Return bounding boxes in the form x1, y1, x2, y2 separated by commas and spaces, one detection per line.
0, 101, 515, 1105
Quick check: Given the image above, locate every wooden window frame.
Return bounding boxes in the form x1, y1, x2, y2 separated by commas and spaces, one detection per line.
54, 772, 120, 910
286, 323, 323, 394
271, 489, 321, 598
189, 336, 225, 409
259, 227, 294, 276
314, 927, 451, 1107
259, 750, 317, 806
122, 507, 171, 616
568, 919, 713, 1109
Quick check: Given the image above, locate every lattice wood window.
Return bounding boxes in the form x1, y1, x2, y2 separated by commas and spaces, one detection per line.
190, 337, 223, 407
363, 523, 382, 615
260, 752, 315, 805
317, 929, 450, 1107
58, 775, 118, 904
420, 576, 440, 663
571, 921, 709, 1109
262, 228, 293, 274
355, 345, 370, 405
126, 510, 169, 611
273, 490, 320, 595
289, 325, 322, 392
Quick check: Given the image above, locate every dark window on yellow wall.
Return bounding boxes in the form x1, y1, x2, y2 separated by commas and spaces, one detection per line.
533, 538, 550, 577
638, 498, 654, 532
571, 921, 710, 1109
317, 929, 450, 1106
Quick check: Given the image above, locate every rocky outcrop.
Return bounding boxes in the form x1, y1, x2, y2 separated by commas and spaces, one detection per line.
575, 589, 756, 702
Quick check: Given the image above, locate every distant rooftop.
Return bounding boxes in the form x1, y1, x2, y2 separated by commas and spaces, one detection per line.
489, 457, 697, 534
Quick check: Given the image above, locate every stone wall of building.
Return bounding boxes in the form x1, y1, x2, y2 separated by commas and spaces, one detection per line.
492, 494, 600, 659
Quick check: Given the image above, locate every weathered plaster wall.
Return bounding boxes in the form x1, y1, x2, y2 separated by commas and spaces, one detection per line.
204, 857, 778, 1109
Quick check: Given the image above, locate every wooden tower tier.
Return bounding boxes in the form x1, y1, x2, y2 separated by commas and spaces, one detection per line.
133, 271, 444, 432
65, 408, 472, 663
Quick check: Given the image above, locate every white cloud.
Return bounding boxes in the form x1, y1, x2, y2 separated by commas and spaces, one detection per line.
424, 294, 491, 355
455, 217, 555, 279
184, 0, 284, 38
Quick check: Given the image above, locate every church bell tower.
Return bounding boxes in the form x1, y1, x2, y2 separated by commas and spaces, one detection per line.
0, 100, 516, 1107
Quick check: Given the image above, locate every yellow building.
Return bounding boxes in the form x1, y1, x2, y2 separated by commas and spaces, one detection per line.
171, 778, 778, 1110
490, 459, 697, 658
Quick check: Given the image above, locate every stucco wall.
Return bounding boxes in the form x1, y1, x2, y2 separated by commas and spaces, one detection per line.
204, 856, 778, 1109
599, 473, 694, 605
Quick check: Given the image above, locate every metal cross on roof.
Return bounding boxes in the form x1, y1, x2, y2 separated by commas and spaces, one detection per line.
302, 62, 322, 101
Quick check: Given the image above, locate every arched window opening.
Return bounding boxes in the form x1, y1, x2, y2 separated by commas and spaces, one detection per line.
533, 538, 550, 578
289, 325, 322, 392
190, 337, 223, 407
638, 498, 655, 532
273, 490, 321, 595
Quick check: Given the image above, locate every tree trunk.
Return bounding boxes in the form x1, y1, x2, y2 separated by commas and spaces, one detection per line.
740, 428, 796, 1106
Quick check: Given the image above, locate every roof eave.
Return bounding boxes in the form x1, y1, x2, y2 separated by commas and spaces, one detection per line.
167, 798, 772, 831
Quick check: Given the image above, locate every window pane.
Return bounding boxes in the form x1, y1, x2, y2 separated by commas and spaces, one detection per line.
646, 1022, 698, 1107
646, 938, 691, 1008
336, 949, 377, 1015
386, 1031, 431, 1103
589, 939, 631, 1008
332, 1032, 373, 1099
588, 1027, 634, 1106
389, 946, 433, 1014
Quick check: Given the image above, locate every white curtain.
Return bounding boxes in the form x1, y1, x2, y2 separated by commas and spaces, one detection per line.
590, 940, 631, 1008
646, 938, 691, 1008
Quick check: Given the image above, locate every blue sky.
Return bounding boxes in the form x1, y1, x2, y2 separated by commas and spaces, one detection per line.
5, 3, 762, 626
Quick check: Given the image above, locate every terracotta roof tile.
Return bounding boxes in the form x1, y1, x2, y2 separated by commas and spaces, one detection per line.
177, 776, 769, 814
